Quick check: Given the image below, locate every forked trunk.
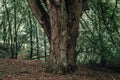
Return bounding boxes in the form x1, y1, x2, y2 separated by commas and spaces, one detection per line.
47, 0, 82, 74
27, 0, 86, 74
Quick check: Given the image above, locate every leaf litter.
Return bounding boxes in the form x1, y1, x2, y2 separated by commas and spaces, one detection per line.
0, 59, 120, 80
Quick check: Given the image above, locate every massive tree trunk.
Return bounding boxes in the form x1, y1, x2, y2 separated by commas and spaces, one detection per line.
27, 0, 88, 74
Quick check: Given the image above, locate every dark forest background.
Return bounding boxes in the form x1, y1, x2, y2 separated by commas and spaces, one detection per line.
0, 0, 120, 71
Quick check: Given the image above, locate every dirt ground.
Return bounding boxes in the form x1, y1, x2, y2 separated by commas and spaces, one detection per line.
0, 59, 120, 80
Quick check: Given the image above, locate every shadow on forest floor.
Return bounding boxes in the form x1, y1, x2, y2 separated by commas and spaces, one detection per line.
0, 59, 120, 80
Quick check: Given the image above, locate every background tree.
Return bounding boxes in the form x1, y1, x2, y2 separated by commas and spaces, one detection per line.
76, 0, 120, 69
0, 0, 120, 74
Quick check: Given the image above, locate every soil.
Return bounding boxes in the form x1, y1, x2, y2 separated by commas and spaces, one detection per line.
0, 59, 120, 80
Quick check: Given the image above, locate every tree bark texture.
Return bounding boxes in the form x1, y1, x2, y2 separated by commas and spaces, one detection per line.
27, 0, 88, 74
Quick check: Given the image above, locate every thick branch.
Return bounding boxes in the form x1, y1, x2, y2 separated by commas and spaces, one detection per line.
27, 0, 51, 40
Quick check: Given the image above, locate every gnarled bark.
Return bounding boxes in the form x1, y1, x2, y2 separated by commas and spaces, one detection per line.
27, 0, 51, 40
27, 0, 88, 74
46, 0, 69, 74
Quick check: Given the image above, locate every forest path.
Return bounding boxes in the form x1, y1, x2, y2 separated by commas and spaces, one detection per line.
0, 59, 120, 80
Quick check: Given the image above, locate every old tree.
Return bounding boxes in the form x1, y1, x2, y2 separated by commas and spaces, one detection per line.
27, 0, 88, 74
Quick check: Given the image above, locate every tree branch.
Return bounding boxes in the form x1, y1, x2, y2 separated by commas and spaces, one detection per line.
27, 0, 51, 40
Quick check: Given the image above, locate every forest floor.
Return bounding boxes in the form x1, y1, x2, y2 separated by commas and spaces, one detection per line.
0, 59, 120, 80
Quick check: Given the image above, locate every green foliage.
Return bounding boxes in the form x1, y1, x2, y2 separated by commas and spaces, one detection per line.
76, 0, 120, 69
0, 50, 11, 59
0, 0, 49, 59
0, 0, 120, 70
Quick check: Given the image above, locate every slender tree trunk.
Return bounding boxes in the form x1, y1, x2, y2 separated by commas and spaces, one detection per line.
4, 0, 14, 59
35, 23, 40, 60
2, 12, 7, 44
44, 33, 47, 61
29, 12, 33, 60
14, 0, 18, 59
